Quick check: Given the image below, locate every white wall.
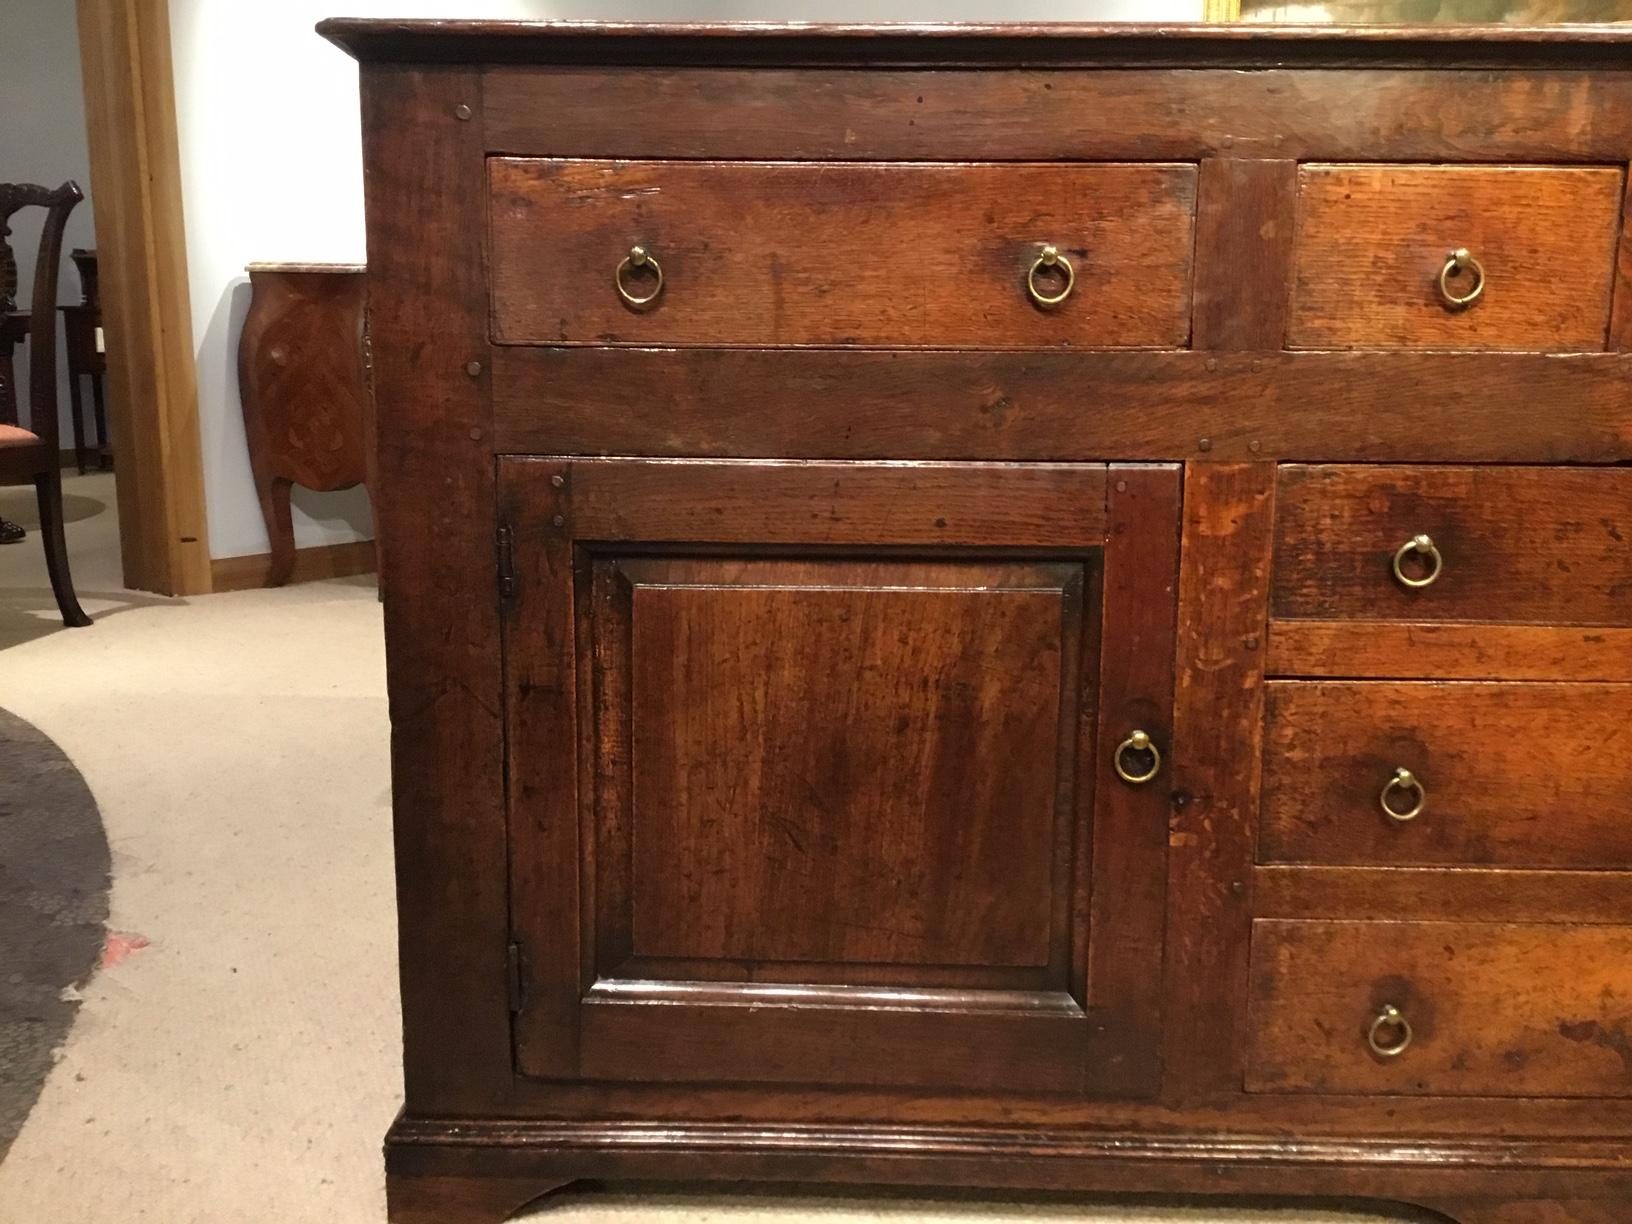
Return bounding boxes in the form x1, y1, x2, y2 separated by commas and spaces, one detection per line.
0, 0, 97, 448
168, 0, 1201, 561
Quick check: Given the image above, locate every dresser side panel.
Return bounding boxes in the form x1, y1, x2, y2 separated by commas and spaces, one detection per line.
361, 63, 512, 1114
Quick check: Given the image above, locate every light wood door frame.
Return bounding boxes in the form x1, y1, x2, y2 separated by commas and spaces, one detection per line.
76, 0, 211, 595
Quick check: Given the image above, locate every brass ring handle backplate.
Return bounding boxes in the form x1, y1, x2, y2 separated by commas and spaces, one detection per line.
1027, 244, 1076, 307
1114, 729, 1162, 785
1380, 766, 1427, 823
615, 244, 664, 307
1438, 247, 1486, 309
1392, 533, 1444, 590
1368, 1004, 1415, 1059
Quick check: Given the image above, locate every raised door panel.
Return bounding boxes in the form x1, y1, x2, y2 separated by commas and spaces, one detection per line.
619, 558, 1068, 973
501, 459, 1180, 1097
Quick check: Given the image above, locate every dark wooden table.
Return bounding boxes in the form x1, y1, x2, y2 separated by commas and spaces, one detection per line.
60, 248, 110, 473
57, 306, 109, 473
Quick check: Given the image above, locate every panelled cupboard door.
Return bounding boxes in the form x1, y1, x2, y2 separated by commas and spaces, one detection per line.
500, 458, 1180, 1097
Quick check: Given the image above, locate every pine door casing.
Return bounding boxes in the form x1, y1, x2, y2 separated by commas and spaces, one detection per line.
501, 459, 1180, 1097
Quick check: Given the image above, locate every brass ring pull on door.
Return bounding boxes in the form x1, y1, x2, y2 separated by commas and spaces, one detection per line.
1114, 730, 1162, 785
615, 244, 664, 307
1438, 247, 1486, 309
1027, 244, 1075, 307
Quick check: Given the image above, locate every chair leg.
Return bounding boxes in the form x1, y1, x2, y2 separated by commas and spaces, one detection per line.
34, 469, 91, 628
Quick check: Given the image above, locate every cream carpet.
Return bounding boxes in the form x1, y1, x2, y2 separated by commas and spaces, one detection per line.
0, 475, 1410, 1223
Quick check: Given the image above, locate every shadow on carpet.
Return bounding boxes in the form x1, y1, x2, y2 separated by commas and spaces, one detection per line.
0, 707, 109, 1162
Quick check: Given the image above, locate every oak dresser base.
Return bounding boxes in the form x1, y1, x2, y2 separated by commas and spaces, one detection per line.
384, 1117, 1630, 1223
327, 19, 1632, 1224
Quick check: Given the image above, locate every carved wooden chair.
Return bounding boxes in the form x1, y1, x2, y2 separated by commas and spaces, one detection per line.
0, 182, 91, 627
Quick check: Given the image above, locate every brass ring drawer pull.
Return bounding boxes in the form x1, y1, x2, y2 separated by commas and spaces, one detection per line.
1113, 729, 1162, 785
615, 244, 664, 307
1027, 244, 1075, 307
1391, 533, 1443, 589
1380, 766, 1426, 823
1367, 1004, 1414, 1059
1438, 246, 1486, 309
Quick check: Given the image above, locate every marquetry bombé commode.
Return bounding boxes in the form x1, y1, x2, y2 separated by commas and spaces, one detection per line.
323, 20, 1632, 1224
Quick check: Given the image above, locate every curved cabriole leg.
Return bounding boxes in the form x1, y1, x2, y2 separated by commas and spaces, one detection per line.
1420, 1199, 1624, 1224
257, 474, 296, 588
386, 1171, 574, 1224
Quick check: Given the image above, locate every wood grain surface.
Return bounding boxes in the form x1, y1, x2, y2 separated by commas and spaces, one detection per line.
358, 65, 513, 1114
480, 67, 1632, 161
1267, 622, 1632, 682
619, 557, 1072, 971
1261, 681, 1632, 869
1256, 865, 1632, 926
1272, 465, 1632, 625
1289, 165, 1624, 350
1192, 160, 1296, 351
489, 159, 1196, 348
560, 458, 1110, 547
489, 348, 1632, 465
1163, 463, 1276, 1101
1248, 919, 1632, 1098
1087, 465, 1182, 1097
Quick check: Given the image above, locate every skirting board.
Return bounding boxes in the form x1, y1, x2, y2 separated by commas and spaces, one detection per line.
209, 538, 377, 592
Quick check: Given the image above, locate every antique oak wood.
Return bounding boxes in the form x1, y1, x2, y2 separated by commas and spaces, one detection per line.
1288, 165, 1626, 351
1247, 920, 1632, 1097
1261, 682, 1632, 868
1273, 465, 1632, 625
1266, 622, 1632, 682
326, 20, 1632, 1224
489, 160, 1197, 348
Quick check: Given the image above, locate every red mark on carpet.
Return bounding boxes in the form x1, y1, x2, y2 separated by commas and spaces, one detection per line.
100, 931, 150, 969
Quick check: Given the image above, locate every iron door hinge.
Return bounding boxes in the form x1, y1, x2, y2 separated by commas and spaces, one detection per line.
506, 940, 526, 1012
496, 522, 516, 600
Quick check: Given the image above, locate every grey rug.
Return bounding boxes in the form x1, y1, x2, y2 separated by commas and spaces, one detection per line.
0, 707, 109, 1161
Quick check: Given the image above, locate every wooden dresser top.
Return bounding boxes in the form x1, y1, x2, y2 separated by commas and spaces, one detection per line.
318, 19, 1632, 68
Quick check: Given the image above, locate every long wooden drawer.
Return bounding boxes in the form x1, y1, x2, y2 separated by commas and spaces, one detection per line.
1248, 919, 1632, 1097
1288, 164, 1624, 351
1272, 465, 1632, 625
1262, 681, 1632, 868
488, 159, 1198, 348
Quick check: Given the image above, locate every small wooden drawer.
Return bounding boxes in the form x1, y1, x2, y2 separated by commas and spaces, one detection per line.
1262, 681, 1632, 869
1288, 164, 1624, 350
1272, 465, 1632, 626
1248, 919, 1632, 1097
488, 159, 1197, 348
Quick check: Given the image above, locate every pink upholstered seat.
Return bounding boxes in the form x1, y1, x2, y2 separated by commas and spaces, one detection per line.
0, 423, 41, 449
